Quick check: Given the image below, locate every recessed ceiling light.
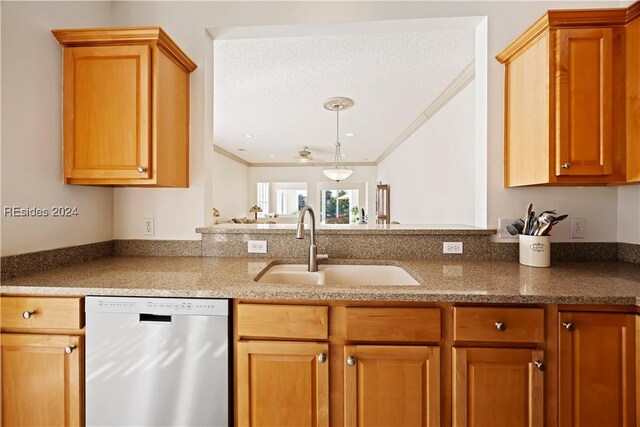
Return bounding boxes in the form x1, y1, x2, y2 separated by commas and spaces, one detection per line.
244, 134, 254, 138
238, 148, 247, 151
341, 154, 346, 157
269, 154, 275, 158
344, 133, 355, 137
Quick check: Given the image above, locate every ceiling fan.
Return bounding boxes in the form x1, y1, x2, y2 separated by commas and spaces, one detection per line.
295, 147, 314, 163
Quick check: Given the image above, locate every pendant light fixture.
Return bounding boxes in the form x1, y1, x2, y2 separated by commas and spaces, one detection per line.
322, 97, 354, 182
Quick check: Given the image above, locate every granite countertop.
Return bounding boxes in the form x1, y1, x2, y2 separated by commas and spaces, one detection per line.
1, 257, 639, 305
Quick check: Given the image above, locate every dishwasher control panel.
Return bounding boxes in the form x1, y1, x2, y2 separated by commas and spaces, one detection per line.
86, 296, 228, 316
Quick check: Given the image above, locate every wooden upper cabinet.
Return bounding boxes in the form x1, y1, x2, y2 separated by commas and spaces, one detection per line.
555, 28, 613, 177
452, 347, 544, 427
558, 312, 637, 427
343, 345, 440, 427
237, 340, 329, 427
52, 27, 196, 187
497, 6, 632, 187
627, 9, 640, 182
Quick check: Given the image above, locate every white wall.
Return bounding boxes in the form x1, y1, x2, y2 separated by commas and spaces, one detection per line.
0, 1, 114, 256
2, 1, 633, 255
618, 186, 640, 244
248, 165, 377, 220
212, 151, 248, 221
377, 81, 476, 225
108, 0, 625, 243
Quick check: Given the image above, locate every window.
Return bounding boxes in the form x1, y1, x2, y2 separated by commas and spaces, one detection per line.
321, 189, 359, 224
256, 182, 269, 217
276, 189, 307, 215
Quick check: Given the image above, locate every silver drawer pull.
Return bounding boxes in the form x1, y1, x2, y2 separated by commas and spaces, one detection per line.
22, 310, 36, 319
561, 163, 572, 169
346, 356, 356, 366
495, 321, 507, 332
137, 166, 147, 173
317, 353, 327, 363
562, 322, 575, 331
64, 345, 76, 355
534, 361, 545, 371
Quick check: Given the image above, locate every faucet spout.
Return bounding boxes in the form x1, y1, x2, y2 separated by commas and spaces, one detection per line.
296, 206, 326, 271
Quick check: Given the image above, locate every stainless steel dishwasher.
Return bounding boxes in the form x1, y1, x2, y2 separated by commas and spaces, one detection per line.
85, 296, 229, 427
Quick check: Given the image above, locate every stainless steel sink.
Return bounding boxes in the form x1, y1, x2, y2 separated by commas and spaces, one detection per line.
256, 264, 420, 286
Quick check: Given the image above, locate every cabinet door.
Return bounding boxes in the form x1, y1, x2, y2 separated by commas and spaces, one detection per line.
452, 347, 544, 427
627, 16, 640, 182
344, 345, 440, 427
555, 28, 613, 176
237, 341, 329, 427
559, 312, 636, 427
63, 45, 151, 180
1, 333, 82, 426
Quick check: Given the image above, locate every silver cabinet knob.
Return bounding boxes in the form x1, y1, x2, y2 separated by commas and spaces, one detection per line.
317, 353, 327, 364
562, 322, 575, 331
534, 361, 545, 372
64, 345, 76, 355
137, 166, 146, 173
561, 163, 572, 169
22, 310, 35, 319
495, 322, 507, 332
346, 356, 356, 366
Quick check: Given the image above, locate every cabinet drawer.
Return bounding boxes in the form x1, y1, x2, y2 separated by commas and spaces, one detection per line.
346, 307, 441, 343
237, 304, 328, 340
454, 307, 544, 344
1, 296, 83, 330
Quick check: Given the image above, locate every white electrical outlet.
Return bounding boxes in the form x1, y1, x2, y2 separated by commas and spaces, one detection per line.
248, 240, 267, 254
443, 242, 463, 254
571, 218, 585, 239
144, 218, 154, 236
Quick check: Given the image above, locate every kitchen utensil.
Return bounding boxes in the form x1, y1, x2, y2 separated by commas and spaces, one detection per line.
537, 218, 552, 236
523, 204, 533, 234
551, 214, 568, 225
506, 219, 525, 236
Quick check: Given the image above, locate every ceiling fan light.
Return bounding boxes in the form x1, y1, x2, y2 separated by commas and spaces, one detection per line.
299, 157, 311, 163
322, 168, 353, 182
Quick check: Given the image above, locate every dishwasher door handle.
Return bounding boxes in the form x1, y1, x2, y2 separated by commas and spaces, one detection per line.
139, 313, 172, 323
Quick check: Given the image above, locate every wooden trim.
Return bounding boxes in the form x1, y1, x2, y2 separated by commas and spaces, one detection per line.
557, 304, 637, 313
497, 7, 628, 64
628, 1, 640, 23
496, 13, 550, 64
547, 8, 627, 28
544, 305, 559, 427
52, 26, 196, 73
451, 347, 468, 427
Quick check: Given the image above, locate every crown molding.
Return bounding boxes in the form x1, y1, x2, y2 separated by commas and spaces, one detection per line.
52, 26, 196, 73
375, 61, 475, 165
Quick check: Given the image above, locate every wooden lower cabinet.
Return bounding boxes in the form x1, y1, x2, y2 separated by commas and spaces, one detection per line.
452, 347, 544, 427
1, 333, 83, 426
236, 340, 329, 427
343, 345, 440, 427
558, 312, 637, 427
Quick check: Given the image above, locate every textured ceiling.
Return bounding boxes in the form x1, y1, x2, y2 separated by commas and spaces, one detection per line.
213, 19, 476, 164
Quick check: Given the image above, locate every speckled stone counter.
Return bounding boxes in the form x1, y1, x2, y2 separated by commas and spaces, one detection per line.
2, 257, 639, 305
